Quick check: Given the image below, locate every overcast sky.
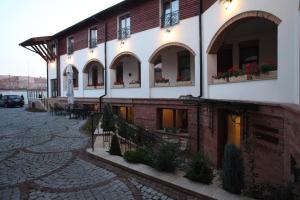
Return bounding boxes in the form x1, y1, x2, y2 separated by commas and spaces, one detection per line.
0, 0, 123, 78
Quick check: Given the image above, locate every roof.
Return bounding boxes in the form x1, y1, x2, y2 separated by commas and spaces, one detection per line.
19, 36, 52, 47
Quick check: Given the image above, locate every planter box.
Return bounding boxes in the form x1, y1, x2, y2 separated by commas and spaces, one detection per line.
252, 70, 277, 81
113, 84, 124, 89
129, 83, 141, 88
176, 81, 193, 87
155, 82, 170, 87
86, 86, 104, 90
229, 75, 247, 83
212, 78, 228, 85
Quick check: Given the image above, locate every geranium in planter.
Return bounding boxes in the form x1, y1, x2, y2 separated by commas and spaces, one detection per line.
155, 77, 170, 87
176, 76, 192, 86
113, 81, 124, 88
212, 71, 229, 84
228, 68, 247, 83
129, 80, 141, 88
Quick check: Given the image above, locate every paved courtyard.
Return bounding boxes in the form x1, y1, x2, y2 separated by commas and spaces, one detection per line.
0, 108, 202, 200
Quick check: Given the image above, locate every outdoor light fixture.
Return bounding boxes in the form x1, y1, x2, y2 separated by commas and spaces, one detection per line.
166, 29, 171, 33
220, 0, 233, 10
121, 40, 125, 45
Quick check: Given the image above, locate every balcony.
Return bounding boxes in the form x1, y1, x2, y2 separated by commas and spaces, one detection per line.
89, 38, 97, 49
118, 27, 131, 40
83, 60, 104, 90
110, 53, 141, 89
161, 11, 179, 28
67, 44, 74, 55
150, 44, 195, 88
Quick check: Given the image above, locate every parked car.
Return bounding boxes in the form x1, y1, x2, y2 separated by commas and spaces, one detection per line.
0, 95, 24, 108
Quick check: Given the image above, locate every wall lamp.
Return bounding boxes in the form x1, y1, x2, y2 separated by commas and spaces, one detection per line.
220, 0, 233, 10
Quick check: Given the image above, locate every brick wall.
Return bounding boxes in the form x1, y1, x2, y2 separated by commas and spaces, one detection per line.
57, 0, 217, 56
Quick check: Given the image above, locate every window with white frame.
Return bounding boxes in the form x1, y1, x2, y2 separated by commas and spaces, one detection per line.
67, 36, 74, 55
161, 0, 179, 28
89, 27, 97, 48
119, 14, 131, 40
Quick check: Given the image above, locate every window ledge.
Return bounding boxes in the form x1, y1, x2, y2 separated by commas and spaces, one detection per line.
210, 70, 277, 85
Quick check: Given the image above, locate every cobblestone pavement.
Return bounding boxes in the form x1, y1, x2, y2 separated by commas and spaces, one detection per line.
0, 108, 204, 200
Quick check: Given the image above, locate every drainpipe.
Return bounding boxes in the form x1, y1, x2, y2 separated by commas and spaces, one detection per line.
99, 22, 108, 112
55, 39, 60, 97
196, 0, 203, 152
46, 62, 49, 98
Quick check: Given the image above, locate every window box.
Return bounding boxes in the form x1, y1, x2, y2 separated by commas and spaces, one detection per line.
252, 70, 277, 81
86, 85, 104, 90
212, 78, 228, 84
229, 75, 247, 83
129, 83, 140, 88
176, 81, 193, 87
155, 81, 170, 87
113, 84, 124, 89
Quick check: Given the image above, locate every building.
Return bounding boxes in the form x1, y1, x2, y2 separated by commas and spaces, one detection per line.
20, 0, 300, 187
0, 75, 47, 104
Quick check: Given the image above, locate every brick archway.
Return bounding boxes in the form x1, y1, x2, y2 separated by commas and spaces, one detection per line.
207, 11, 282, 54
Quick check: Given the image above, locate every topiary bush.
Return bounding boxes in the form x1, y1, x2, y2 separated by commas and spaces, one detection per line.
185, 152, 214, 184
101, 104, 115, 132
109, 134, 122, 156
123, 147, 153, 165
152, 142, 180, 173
222, 143, 244, 194
243, 182, 297, 200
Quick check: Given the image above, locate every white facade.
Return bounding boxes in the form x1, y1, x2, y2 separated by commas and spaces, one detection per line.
48, 0, 300, 105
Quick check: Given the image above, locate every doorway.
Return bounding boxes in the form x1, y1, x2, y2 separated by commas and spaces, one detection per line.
217, 110, 242, 168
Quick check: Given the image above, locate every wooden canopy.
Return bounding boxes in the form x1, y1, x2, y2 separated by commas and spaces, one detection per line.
19, 36, 56, 62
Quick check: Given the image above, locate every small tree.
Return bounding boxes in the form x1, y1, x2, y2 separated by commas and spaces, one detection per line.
101, 104, 115, 132
0, 94, 2, 99
109, 134, 122, 156
222, 144, 244, 194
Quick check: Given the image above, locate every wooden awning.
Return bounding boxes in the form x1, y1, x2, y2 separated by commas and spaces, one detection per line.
19, 36, 56, 62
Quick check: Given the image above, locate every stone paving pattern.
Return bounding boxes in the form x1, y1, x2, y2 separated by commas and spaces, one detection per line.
0, 108, 205, 200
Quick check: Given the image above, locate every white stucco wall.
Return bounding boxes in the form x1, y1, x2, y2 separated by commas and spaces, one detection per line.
55, 0, 300, 104
202, 0, 300, 104
48, 61, 57, 96
60, 16, 200, 99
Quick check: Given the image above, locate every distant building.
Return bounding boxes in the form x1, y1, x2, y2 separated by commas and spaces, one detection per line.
0, 75, 47, 104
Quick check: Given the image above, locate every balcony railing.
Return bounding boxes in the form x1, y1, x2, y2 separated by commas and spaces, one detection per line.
89, 38, 97, 48
161, 11, 179, 28
67, 44, 74, 55
118, 27, 131, 40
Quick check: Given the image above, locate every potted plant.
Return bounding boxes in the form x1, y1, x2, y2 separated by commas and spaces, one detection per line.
212, 71, 229, 84
228, 68, 247, 83
113, 81, 124, 88
155, 77, 170, 87
176, 75, 192, 86
129, 80, 141, 88
259, 63, 277, 80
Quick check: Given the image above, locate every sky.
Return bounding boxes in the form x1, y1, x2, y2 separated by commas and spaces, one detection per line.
0, 0, 123, 78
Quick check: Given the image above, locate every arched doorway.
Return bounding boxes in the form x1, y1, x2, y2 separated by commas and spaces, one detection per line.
149, 42, 196, 87
207, 11, 281, 84
83, 60, 104, 89
110, 52, 141, 89
63, 65, 79, 91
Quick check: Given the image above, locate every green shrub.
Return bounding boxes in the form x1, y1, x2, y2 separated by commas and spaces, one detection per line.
124, 147, 152, 165
222, 144, 244, 194
185, 152, 214, 184
152, 142, 180, 172
260, 64, 277, 74
243, 182, 297, 200
101, 104, 115, 132
109, 134, 122, 156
